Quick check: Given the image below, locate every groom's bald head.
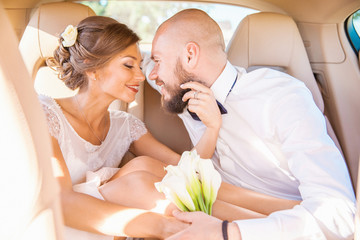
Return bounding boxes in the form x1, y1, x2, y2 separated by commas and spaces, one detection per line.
154, 9, 225, 54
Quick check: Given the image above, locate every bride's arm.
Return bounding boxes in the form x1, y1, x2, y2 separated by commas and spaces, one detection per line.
50, 137, 185, 238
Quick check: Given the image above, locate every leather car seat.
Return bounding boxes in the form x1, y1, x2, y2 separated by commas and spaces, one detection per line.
0, 3, 63, 240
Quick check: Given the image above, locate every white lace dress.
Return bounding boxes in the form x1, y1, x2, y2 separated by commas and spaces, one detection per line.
39, 95, 147, 240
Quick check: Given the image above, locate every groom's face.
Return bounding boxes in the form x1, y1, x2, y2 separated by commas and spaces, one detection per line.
150, 33, 200, 114
150, 59, 196, 114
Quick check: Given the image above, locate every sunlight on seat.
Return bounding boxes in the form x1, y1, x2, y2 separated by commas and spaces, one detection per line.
25, 27, 78, 98
128, 101, 139, 108
20, 209, 58, 240
35, 67, 78, 98
51, 157, 66, 178
1, 69, 41, 238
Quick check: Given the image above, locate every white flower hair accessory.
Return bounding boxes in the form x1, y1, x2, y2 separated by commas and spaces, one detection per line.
61, 25, 78, 47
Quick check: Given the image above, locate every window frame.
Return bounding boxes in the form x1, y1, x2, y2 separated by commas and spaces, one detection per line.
346, 10, 360, 54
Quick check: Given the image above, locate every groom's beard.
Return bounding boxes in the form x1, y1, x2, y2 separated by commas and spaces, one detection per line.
162, 60, 200, 114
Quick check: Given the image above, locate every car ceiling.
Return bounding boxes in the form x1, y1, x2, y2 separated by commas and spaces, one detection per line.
1, 0, 360, 24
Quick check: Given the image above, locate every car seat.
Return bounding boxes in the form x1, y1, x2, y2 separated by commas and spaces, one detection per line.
19, 2, 96, 98
0, 3, 63, 240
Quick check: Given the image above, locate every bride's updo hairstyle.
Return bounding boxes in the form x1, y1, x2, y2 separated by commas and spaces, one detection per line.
50, 16, 140, 90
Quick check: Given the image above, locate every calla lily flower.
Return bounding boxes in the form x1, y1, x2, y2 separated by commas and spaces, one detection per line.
155, 150, 222, 215
155, 173, 196, 212
198, 159, 222, 214
177, 151, 205, 212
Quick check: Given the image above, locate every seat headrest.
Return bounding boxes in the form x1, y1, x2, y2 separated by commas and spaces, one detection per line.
19, 2, 95, 98
19, 2, 95, 79
226, 12, 324, 112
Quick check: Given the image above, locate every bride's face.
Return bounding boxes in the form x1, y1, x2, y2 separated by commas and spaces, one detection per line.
96, 44, 145, 103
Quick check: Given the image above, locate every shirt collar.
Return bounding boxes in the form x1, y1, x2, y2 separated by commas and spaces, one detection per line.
210, 61, 238, 105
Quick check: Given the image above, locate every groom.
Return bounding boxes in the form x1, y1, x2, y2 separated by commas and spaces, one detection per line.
146, 9, 355, 240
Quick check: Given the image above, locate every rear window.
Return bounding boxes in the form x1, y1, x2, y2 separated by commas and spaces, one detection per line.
354, 10, 360, 36
79, 1, 258, 50
346, 9, 360, 53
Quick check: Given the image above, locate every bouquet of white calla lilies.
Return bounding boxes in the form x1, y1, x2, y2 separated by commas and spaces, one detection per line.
155, 150, 222, 215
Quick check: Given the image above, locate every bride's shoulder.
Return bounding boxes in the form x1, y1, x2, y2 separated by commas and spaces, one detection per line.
38, 95, 61, 114
38, 94, 69, 110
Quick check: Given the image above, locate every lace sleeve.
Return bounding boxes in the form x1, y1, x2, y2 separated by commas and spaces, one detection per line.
129, 114, 147, 142
41, 104, 61, 139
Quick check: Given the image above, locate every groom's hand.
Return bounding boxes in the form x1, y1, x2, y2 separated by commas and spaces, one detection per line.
166, 210, 223, 240
166, 210, 241, 240
181, 81, 221, 130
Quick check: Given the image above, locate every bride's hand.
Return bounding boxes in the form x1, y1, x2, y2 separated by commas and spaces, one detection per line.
181, 81, 222, 131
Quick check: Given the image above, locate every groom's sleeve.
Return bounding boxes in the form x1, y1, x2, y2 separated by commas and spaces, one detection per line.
234, 85, 355, 240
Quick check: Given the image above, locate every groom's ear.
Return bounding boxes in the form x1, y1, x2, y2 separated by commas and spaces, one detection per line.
184, 41, 200, 69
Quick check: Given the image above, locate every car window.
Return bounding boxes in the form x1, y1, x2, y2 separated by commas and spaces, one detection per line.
79, 1, 258, 51
353, 10, 360, 36
346, 9, 360, 53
